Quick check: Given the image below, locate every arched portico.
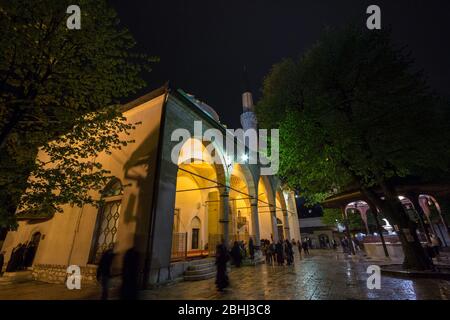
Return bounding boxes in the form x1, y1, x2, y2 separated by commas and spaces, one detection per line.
258, 176, 278, 242
229, 163, 259, 247
276, 189, 289, 241
172, 138, 228, 259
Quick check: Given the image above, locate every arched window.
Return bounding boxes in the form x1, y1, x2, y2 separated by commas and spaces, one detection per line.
89, 178, 123, 264
191, 216, 201, 250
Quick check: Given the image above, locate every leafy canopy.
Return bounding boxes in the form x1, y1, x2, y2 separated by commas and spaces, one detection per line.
257, 25, 450, 204
0, 0, 156, 227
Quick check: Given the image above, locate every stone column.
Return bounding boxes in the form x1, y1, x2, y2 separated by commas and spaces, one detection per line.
367, 201, 389, 258
282, 209, 291, 240
407, 192, 432, 242
271, 209, 279, 242
220, 188, 230, 248
342, 206, 355, 255
358, 206, 370, 235
250, 198, 261, 248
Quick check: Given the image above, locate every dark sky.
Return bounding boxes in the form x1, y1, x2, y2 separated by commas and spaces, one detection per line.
109, 0, 450, 129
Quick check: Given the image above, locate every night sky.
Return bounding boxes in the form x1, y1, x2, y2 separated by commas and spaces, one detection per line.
109, 0, 450, 129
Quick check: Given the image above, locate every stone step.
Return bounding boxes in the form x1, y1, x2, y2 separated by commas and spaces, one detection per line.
184, 266, 215, 276
187, 261, 215, 271
184, 271, 216, 281
188, 258, 215, 266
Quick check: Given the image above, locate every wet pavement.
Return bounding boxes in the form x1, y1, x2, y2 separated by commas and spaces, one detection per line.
0, 249, 449, 300
0, 280, 101, 300
142, 250, 450, 300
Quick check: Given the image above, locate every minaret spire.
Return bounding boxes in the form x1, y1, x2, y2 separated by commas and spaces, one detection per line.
240, 66, 258, 131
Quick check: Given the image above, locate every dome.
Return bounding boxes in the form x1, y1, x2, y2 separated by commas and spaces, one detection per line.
179, 89, 220, 122
197, 101, 220, 122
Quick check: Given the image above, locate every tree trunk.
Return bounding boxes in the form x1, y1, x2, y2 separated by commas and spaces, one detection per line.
362, 184, 433, 270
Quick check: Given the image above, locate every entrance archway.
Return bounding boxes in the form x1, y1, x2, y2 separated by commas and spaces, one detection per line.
171, 138, 227, 260
229, 163, 257, 244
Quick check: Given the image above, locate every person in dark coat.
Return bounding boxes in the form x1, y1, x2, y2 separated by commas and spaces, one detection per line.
6, 244, 19, 272
285, 240, 294, 265
15, 243, 26, 271
7, 243, 26, 271
24, 242, 37, 268
332, 239, 338, 250
120, 247, 140, 300
248, 238, 255, 260
0, 251, 5, 275
96, 248, 115, 300
275, 240, 284, 266
297, 240, 302, 259
215, 243, 230, 291
230, 241, 242, 267
302, 240, 309, 255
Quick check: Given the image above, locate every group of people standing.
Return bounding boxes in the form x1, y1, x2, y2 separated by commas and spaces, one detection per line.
261, 239, 292, 265
261, 238, 310, 265
229, 238, 255, 268
216, 236, 315, 292
2, 242, 38, 273
340, 236, 361, 254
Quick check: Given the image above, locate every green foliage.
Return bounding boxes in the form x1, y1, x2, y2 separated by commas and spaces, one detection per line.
0, 0, 156, 227
322, 207, 363, 231
321, 208, 342, 227
257, 24, 450, 202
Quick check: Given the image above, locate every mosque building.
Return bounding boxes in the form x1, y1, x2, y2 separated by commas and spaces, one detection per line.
1, 83, 301, 286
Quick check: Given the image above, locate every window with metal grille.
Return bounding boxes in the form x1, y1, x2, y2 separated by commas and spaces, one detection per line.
89, 178, 123, 264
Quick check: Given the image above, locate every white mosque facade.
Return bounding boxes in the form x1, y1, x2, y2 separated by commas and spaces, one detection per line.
1, 85, 301, 286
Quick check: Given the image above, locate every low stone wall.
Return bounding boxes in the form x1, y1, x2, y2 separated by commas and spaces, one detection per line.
32, 264, 98, 285
363, 242, 404, 260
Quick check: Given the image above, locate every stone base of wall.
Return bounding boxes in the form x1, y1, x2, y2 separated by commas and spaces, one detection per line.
32, 264, 98, 285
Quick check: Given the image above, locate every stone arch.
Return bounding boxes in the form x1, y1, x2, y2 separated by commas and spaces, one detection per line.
258, 175, 278, 242
228, 163, 258, 244
418, 194, 449, 246
171, 136, 231, 259
276, 188, 289, 240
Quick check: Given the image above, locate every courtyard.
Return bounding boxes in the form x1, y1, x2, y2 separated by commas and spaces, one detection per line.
1, 250, 449, 300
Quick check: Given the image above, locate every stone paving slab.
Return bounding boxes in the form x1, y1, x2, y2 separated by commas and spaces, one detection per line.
141, 250, 450, 300
0, 250, 449, 300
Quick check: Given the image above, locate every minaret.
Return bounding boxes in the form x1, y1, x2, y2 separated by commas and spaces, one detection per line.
240, 66, 258, 132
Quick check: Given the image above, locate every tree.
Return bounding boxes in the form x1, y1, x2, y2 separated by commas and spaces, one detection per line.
0, 0, 156, 227
257, 25, 450, 270
322, 208, 364, 232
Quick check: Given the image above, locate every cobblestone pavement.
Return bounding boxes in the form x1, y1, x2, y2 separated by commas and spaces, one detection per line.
142, 250, 450, 300
1, 249, 449, 300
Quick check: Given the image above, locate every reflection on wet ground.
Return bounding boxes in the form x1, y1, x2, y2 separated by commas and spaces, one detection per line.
0, 249, 448, 300
142, 250, 450, 300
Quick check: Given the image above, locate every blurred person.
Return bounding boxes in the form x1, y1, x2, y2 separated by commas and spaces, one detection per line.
215, 243, 229, 291
120, 247, 140, 300
96, 247, 115, 300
